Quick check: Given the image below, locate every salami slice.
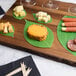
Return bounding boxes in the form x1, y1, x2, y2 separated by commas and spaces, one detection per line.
67, 39, 76, 52
74, 39, 76, 44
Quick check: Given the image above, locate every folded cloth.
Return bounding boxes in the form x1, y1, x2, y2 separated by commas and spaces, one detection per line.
0, 6, 5, 15
0, 56, 41, 76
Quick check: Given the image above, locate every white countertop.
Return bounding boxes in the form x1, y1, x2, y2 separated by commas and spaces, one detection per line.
0, 0, 76, 76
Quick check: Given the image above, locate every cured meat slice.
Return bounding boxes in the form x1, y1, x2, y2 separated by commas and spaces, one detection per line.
62, 18, 76, 22
62, 27, 76, 32
67, 39, 76, 52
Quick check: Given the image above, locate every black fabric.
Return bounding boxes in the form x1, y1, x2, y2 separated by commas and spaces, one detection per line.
0, 6, 5, 15
0, 56, 41, 76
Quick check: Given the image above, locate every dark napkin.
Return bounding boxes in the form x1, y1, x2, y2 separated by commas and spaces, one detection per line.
0, 6, 5, 15
0, 56, 41, 76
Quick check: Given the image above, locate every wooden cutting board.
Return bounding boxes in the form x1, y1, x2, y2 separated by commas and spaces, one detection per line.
0, 0, 76, 66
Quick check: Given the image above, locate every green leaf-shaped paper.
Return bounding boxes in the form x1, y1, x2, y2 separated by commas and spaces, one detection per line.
33, 13, 52, 24
0, 25, 14, 37
13, 10, 27, 20
24, 20, 54, 48
57, 16, 76, 56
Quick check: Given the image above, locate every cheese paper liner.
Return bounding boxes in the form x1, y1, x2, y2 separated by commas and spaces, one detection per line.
24, 20, 54, 48
57, 16, 76, 56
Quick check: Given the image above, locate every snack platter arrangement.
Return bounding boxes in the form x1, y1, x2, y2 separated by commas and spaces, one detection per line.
0, 0, 76, 66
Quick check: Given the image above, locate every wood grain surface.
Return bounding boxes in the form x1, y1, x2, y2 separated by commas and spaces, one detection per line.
0, 0, 76, 66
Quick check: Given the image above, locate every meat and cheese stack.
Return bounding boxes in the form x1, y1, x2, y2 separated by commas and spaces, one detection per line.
27, 24, 48, 41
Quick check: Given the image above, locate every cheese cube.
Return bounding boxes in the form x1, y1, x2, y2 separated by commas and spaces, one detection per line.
13, 5, 24, 12
47, 15, 51, 20
19, 11, 25, 16
0, 23, 4, 31
38, 16, 43, 21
